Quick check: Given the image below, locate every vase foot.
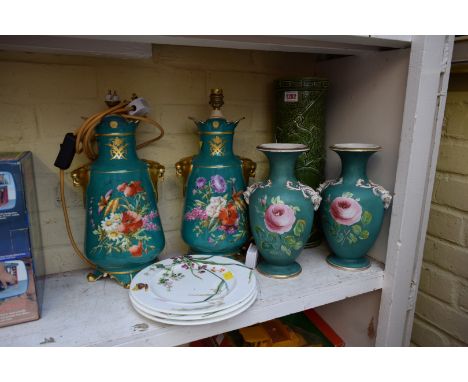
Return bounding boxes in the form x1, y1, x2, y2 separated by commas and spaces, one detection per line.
87, 269, 138, 288
87, 270, 105, 283
326, 255, 370, 271
256, 261, 302, 279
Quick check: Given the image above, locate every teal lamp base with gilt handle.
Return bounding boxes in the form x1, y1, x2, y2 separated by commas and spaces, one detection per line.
176, 89, 256, 257
71, 115, 166, 288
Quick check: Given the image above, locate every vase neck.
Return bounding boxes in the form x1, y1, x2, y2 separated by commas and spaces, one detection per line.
264, 151, 300, 183
337, 151, 374, 183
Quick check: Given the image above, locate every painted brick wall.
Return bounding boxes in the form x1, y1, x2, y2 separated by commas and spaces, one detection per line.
412, 72, 468, 346
0, 45, 319, 275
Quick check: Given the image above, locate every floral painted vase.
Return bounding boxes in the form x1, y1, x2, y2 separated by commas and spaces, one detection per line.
244, 143, 321, 278
176, 89, 256, 256
318, 144, 392, 270
71, 115, 165, 287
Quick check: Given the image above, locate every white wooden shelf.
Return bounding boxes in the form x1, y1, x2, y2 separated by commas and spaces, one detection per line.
92, 35, 411, 55
0, 245, 383, 346
0, 35, 411, 59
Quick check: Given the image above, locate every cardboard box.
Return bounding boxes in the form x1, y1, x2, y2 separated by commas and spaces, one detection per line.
0, 152, 44, 328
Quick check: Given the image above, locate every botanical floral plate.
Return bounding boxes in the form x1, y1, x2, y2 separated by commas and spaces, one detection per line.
129, 255, 256, 314
131, 290, 257, 326
129, 286, 257, 320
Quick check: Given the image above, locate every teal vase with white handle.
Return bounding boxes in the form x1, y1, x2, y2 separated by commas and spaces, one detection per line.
244, 143, 321, 278
318, 143, 392, 270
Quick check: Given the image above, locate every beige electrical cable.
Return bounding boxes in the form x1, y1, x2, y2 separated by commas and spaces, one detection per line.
60, 100, 165, 269
75, 101, 164, 160
60, 169, 94, 267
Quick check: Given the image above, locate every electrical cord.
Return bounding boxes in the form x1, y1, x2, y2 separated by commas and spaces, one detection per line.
59, 99, 165, 270
75, 100, 164, 160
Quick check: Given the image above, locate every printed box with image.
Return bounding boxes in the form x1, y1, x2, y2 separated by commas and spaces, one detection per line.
0, 152, 44, 328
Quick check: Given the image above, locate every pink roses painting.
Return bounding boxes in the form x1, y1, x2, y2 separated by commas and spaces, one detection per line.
264, 203, 296, 234
330, 197, 362, 226
253, 195, 306, 256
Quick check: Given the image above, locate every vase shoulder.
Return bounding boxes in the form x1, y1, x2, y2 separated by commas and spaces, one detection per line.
319, 176, 392, 210
245, 178, 321, 210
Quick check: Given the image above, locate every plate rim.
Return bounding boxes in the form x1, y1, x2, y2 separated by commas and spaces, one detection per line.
130, 287, 257, 320
131, 290, 258, 326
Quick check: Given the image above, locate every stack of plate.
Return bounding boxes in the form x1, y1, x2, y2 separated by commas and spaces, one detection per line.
129, 254, 257, 325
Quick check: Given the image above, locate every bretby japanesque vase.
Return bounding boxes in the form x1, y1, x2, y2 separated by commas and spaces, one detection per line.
275, 78, 329, 248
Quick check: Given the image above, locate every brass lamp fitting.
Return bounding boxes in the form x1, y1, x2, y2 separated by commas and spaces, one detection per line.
209, 88, 224, 110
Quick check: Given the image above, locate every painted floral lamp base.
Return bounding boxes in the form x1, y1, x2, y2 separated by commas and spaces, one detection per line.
72, 115, 166, 288
176, 90, 256, 257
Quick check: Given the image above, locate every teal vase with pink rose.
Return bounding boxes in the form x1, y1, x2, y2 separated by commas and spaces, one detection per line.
318, 144, 393, 270
244, 143, 321, 279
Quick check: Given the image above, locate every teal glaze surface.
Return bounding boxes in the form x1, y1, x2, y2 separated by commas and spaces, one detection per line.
180, 117, 249, 256
319, 146, 392, 270
84, 115, 165, 286
244, 145, 321, 278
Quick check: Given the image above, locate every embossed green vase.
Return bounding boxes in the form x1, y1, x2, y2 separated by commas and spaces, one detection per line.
244, 144, 321, 278
318, 144, 392, 270
176, 89, 256, 256
71, 115, 166, 287
275, 78, 329, 247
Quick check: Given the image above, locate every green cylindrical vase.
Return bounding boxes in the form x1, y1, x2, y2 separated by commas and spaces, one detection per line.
275, 78, 328, 247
